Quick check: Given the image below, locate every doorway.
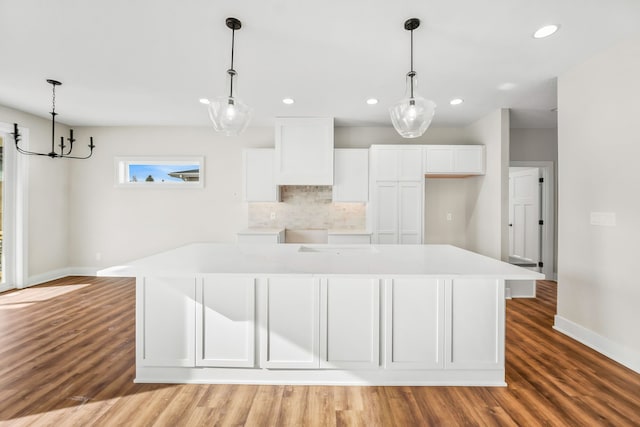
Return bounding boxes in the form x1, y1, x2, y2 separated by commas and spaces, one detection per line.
509, 161, 555, 279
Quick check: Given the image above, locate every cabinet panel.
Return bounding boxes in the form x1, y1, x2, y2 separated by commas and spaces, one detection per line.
385, 278, 444, 369
321, 278, 380, 369
332, 149, 369, 202
373, 182, 398, 244
446, 279, 504, 369
243, 149, 279, 202
424, 145, 485, 175
261, 277, 320, 369
139, 276, 196, 367
275, 118, 334, 185
424, 146, 454, 173
455, 146, 484, 174
371, 147, 398, 181
398, 147, 424, 180
196, 277, 255, 367
398, 181, 423, 244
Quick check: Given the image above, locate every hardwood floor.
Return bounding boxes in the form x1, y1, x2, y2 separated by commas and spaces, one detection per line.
0, 277, 639, 426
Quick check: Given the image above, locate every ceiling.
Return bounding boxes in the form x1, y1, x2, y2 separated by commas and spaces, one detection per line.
1, 0, 640, 129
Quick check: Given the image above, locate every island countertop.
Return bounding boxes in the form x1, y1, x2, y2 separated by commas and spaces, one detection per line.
100, 242, 544, 280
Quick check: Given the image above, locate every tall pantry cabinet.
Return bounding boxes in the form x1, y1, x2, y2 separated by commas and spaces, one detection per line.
370, 145, 424, 244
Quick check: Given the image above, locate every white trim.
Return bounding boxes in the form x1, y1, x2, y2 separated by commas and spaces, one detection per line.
509, 161, 555, 279
554, 315, 640, 374
0, 122, 29, 290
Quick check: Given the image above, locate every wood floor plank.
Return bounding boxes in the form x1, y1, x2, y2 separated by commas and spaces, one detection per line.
0, 278, 639, 426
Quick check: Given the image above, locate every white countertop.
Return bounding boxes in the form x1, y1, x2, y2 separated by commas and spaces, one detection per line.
99, 243, 545, 280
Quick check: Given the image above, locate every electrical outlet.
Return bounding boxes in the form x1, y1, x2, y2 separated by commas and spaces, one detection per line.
95, 252, 102, 261
270, 212, 276, 220
446, 213, 453, 221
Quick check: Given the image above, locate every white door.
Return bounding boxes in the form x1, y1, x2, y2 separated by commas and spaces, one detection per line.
509, 168, 540, 266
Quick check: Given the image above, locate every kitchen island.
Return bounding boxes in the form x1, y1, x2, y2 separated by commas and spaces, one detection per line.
102, 243, 543, 386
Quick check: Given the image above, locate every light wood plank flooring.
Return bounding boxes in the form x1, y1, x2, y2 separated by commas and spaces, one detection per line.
0, 278, 639, 426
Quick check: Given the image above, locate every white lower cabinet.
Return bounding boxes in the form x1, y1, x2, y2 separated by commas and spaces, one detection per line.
196, 277, 255, 367
445, 279, 504, 369
385, 278, 444, 369
320, 278, 380, 369
260, 277, 320, 369
138, 276, 196, 367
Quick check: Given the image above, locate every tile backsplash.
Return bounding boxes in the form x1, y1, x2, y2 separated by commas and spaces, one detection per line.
248, 185, 366, 230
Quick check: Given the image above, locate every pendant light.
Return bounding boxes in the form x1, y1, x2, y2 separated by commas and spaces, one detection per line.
389, 18, 436, 138
207, 17, 253, 136
13, 79, 95, 159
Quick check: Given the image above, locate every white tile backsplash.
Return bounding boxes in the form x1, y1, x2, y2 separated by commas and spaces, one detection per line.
248, 185, 366, 230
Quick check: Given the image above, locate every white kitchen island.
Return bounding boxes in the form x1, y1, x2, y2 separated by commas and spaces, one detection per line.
103, 243, 543, 386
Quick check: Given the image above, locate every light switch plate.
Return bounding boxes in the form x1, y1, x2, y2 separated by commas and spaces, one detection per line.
590, 212, 616, 227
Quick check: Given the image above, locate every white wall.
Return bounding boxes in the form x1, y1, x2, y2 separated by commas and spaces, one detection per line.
0, 105, 71, 282
67, 125, 472, 269
510, 128, 557, 163
556, 35, 640, 372
464, 109, 510, 260
68, 126, 274, 268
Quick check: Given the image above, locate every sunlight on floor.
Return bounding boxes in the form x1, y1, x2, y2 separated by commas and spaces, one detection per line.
0, 284, 91, 309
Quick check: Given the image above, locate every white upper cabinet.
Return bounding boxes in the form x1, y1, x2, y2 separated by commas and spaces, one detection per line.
243, 149, 279, 202
275, 117, 334, 185
371, 145, 423, 181
332, 149, 369, 202
423, 145, 485, 176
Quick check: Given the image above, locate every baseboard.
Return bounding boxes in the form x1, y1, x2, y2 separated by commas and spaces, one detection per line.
554, 315, 640, 374
24, 267, 99, 288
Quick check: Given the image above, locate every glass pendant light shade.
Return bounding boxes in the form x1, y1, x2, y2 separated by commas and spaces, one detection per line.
207, 17, 253, 136
390, 18, 436, 139
389, 72, 436, 138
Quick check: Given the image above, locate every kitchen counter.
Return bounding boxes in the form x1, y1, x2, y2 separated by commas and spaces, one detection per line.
114, 243, 543, 386
102, 242, 542, 279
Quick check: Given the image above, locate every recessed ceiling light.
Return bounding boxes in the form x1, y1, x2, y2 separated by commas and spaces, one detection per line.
450, 98, 463, 106
199, 98, 210, 105
498, 82, 517, 91
533, 24, 559, 39
282, 98, 295, 105
366, 98, 378, 105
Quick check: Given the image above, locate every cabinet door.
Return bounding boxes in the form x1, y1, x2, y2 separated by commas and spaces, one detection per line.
332, 149, 369, 202
455, 146, 485, 174
398, 181, 423, 244
138, 276, 196, 367
320, 278, 380, 369
371, 146, 423, 181
260, 277, 320, 369
196, 277, 255, 367
424, 146, 454, 173
327, 234, 371, 244
373, 181, 398, 244
398, 147, 424, 180
445, 279, 504, 369
275, 117, 334, 185
385, 278, 444, 369
371, 147, 399, 181
243, 149, 279, 202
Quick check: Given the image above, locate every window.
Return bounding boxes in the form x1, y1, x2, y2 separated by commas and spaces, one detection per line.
115, 157, 204, 188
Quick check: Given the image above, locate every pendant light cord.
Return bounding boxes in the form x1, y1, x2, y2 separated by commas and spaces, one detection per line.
410, 27, 415, 99
229, 27, 236, 98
